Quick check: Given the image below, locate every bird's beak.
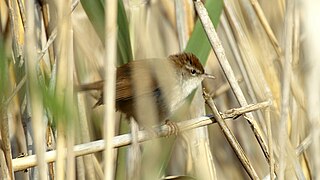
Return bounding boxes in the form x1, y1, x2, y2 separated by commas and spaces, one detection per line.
203, 73, 215, 79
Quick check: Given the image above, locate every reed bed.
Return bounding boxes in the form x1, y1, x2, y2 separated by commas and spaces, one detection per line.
0, 0, 319, 179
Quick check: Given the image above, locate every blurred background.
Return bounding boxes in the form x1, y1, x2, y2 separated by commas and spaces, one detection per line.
0, 0, 319, 179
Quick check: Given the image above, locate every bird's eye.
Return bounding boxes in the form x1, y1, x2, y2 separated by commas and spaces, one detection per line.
191, 69, 197, 75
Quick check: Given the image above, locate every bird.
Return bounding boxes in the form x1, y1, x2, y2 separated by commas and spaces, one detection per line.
78, 52, 214, 127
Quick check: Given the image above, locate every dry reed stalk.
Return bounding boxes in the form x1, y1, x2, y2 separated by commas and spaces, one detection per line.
159, 0, 176, 30
103, 0, 118, 179
127, 118, 141, 180
0, 148, 10, 178
3, 1, 26, 177
248, 0, 282, 56
0, 112, 13, 179
223, 0, 273, 167
25, 0, 47, 179
6, 0, 24, 62
39, 0, 55, 69
175, 0, 188, 50
220, 14, 265, 123
76, 92, 97, 179
66, 36, 75, 180
174, 1, 217, 179
55, 0, 74, 178
187, 89, 217, 179
278, 1, 294, 179
265, 106, 275, 179
12, 100, 270, 172
3, 0, 318, 178
224, 0, 280, 121
194, 0, 269, 178
203, 89, 259, 179
0, 47, 14, 179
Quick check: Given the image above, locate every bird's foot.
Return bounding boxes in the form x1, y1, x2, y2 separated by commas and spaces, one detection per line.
164, 119, 179, 136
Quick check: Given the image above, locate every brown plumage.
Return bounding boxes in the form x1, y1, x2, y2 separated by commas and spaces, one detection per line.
78, 52, 214, 125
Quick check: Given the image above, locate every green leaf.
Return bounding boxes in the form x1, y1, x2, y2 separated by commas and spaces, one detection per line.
116, 1, 133, 64
185, 0, 223, 64
80, 0, 133, 65
80, 0, 105, 41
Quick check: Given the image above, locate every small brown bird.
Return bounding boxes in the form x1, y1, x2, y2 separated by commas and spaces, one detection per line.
78, 52, 214, 126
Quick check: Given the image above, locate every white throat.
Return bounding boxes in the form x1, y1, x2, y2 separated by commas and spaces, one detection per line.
169, 75, 204, 111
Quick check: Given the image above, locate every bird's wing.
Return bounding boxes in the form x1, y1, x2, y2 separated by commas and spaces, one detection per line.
116, 59, 165, 101
77, 80, 104, 91
115, 62, 134, 101
77, 59, 173, 102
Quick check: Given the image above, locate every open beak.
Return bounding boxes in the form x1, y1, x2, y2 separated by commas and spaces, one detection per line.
203, 73, 215, 79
